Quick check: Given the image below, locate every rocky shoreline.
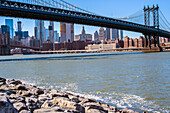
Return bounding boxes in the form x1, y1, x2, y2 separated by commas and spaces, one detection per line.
0, 77, 140, 113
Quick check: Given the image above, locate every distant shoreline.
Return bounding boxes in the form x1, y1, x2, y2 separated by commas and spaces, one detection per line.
0, 51, 143, 62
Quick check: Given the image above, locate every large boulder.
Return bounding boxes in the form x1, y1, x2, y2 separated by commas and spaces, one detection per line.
8, 94, 25, 104
16, 84, 28, 91
0, 77, 6, 86
41, 100, 56, 108
0, 94, 18, 113
13, 102, 28, 112
25, 97, 40, 112
33, 107, 64, 113
7, 79, 22, 85
51, 97, 85, 112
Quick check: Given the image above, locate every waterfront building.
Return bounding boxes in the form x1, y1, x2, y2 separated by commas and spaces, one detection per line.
60, 22, 74, 42
5, 19, 13, 39
99, 27, 105, 42
123, 36, 129, 48
75, 26, 92, 41
162, 37, 165, 43
166, 38, 170, 42
94, 31, 99, 42
129, 38, 134, 47
35, 20, 45, 45
30, 38, 40, 47
138, 36, 144, 47
134, 38, 138, 47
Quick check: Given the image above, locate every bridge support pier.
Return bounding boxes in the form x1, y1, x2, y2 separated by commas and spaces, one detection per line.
148, 35, 151, 48
144, 35, 148, 47
142, 34, 162, 52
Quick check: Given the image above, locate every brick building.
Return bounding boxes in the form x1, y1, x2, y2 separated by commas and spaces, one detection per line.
138, 36, 144, 47
129, 38, 134, 47
123, 36, 129, 48
133, 38, 138, 47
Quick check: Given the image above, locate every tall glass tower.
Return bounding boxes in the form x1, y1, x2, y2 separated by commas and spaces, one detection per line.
5, 19, 13, 39
35, 20, 45, 45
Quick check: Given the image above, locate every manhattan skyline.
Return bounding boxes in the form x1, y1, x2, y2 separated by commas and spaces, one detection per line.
0, 0, 169, 38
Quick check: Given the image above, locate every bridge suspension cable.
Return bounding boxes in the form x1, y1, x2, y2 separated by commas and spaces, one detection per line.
160, 10, 170, 26
160, 16, 170, 30
117, 10, 144, 24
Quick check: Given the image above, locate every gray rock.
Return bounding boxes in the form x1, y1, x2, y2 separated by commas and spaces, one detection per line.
68, 95, 80, 103
13, 102, 28, 112
51, 97, 85, 112
16, 85, 28, 91
16, 90, 33, 97
0, 95, 18, 113
0, 77, 6, 86
7, 79, 22, 85
83, 102, 108, 113
38, 94, 51, 104
41, 100, 56, 108
33, 107, 65, 113
25, 97, 39, 112
9, 94, 25, 104
31, 88, 44, 96
49, 90, 68, 98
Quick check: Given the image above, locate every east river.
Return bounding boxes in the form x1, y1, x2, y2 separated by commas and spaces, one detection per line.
0, 52, 169, 112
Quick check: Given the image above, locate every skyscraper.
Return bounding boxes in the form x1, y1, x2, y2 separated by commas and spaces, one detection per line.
60, 22, 74, 42
60, 22, 66, 42
106, 28, 110, 41
49, 21, 54, 43
66, 23, 74, 42
110, 29, 119, 40
54, 30, 59, 42
35, 20, 45, 45
17, 21, 22, 31
120, 30, 123, 40
15, 21, 23, 41
45, 29, 49, 40
34, 27, 38, 38
0, 28, 2, 34
23, 31, 29, 38
99, 27, 105, 41
94, 31, 99, 41
5, 19, 13, 39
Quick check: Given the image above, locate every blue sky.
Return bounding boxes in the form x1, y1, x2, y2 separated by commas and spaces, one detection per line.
0, 0, 169, 38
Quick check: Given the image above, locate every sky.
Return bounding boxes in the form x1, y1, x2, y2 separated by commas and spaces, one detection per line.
0, 0, 169, 38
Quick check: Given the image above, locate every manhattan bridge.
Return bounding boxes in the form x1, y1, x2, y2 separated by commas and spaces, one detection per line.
0, 0, 170, 52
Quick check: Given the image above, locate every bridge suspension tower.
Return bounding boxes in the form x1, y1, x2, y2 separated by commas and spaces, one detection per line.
143, 5, 161, 51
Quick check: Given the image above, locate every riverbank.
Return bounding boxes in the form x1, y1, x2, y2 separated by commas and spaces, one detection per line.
0, 51, 143, 62
0, 78, 141, 113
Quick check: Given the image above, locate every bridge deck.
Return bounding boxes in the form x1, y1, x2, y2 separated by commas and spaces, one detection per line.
0, 0, 170, 38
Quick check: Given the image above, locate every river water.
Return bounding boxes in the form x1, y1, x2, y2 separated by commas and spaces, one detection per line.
0, 52, 169, 112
